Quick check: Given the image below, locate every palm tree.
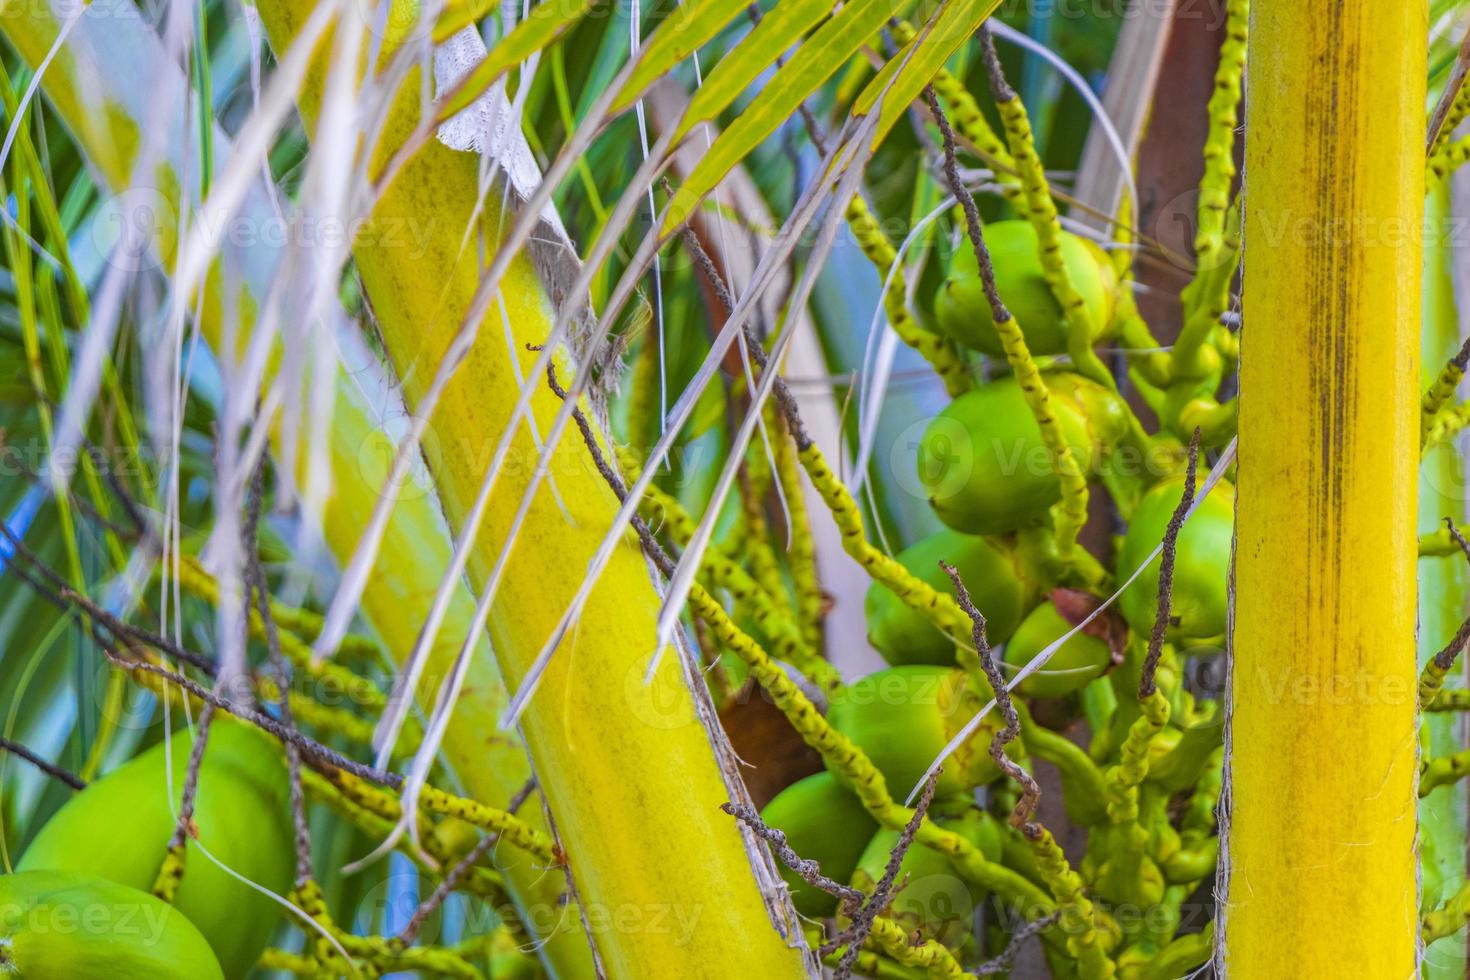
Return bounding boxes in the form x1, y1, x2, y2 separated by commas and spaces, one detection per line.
0, 0, 1465, 976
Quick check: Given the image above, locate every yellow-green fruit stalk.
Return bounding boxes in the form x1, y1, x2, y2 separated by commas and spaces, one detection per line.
866, 531, 1030, 666
1227, 0, 1424, 971
849, 808, 1003, 947
919, 373, 1129, 534
1147, 722, 1225, 795
0, 870, 224, 980
1085, 818, 1165, 910
759, 772, 879, 917
1116, 475, 1234, 643
1419, 184, 1469, 978
18, 721, 291, 978
1004, 601, 1112, 698
935, 220, 1116, 356
827, 666, 1006, 801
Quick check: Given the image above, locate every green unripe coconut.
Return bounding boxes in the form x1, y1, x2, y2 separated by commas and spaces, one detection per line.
849, 809, 1002, 946
918, 373, 1130, 535
759, 772, 879, 917
1086, 787, 1178, 910
934, 220, 1117, 357
865, 531, 1029, 667
827, 666, 1010, 801
19, 720, 293, 979
1004, 601, 1113, 698
1116, 475, 1235, 642
0, 870, 223, 980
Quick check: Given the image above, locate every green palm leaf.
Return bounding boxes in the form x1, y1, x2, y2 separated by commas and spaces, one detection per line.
661, 0, 914, 235
611, 0, 750, 113
853, 0, 1002, 150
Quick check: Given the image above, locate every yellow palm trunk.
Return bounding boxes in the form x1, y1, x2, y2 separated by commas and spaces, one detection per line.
1226, 0, 1425, 974
252, 4, 810, 977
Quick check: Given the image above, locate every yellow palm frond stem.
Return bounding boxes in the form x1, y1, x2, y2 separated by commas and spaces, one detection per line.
309, 379, 585, 969
0, 7, 586, 975
252, 3, 811, 976
1227, 0, 1424, 974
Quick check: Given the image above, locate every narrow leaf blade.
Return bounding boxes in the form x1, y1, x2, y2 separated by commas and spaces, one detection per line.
662, 0, 913, 235
854, 0, 1002, 150
664, 0, 836, 136
611, 0, 750, 114
433, 0, 497, 43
